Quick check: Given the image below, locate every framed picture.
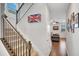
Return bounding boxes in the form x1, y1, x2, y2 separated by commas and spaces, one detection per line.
53, 26, 59, 30
69, 19, 72, 32
61, 23, 66, 32
74, 13, 79, 28
28, 14, 41, 23
70, 12, 75, 33
67, 18, 70, 32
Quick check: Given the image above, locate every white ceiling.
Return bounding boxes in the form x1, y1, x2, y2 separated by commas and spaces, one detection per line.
47, 3, 70, 22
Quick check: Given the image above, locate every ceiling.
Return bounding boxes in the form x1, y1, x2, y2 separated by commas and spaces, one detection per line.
47, 3, 70, 22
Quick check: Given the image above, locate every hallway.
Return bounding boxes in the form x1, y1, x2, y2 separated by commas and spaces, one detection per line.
1, 3, 79, 56
50, 38, 66, 56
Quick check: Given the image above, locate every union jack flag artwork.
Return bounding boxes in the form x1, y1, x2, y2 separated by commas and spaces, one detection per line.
28, 14, 41, 23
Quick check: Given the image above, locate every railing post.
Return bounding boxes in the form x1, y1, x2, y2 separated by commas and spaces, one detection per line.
28, 41, 32, 56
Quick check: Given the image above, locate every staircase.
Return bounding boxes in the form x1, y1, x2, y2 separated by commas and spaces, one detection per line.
1, 15, 38, 56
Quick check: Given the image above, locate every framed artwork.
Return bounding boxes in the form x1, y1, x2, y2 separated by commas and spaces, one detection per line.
70, 12, 75, 33
53, 26, 59, 30
67, 18, 70, 32
61, 23, 66, 32
74, 13, 79, 28
28, 14, 41, 23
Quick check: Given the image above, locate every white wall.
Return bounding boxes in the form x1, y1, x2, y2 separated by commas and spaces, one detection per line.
66, 3, 79, 55
0, 40, 9, 56
17, 3, 52, 56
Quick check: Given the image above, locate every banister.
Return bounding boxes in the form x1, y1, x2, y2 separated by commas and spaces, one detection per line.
17, 3, 24, 14
2, 14, 27, 45
1, 14, 37, 56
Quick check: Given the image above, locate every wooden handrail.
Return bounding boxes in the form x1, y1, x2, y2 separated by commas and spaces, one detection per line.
2, 14, 27, 44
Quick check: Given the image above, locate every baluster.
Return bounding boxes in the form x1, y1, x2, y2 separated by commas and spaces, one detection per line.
10, 26, 11, 50
7, 23, 8, 44
7, 22, 9, 46
9, 26, 11, 50
18, 35, 20, 56
13, 31, 15, 55
14, 32, 17, 56
3, 19, 4, 41
11, 29, 14, 55
24, 43, 25, 56
21, 38, 23, 56
4, 20, 6, 42
4, 20, 5, 41
4, 20, 8, 41
4, 21, 6, 42
20, 39, 22, 56
23, 41, 24, 56
16, 34, 18, 56
15, 33, 18, 56
8, 25, 9, 45
28, 41, 31, 56
18, 35, 19, 56
22, 40, 23, 56
26, 42, 27, 56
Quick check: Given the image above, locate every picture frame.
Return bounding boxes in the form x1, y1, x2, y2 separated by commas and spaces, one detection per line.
70, 12, 75, 33
67, 18, 70, 32
67, 12, 79, 33
69, 19, 72, 32
53, 26, 59, 30
61, 22, 66, 32
74, 13, 79, 28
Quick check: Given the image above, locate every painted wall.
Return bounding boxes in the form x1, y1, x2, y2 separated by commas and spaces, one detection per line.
66, 3, 79, 55
17, 3, 52, 56
0, 40, 9, 56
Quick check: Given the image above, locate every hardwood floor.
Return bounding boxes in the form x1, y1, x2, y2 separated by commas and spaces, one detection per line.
50, 38, 66, 56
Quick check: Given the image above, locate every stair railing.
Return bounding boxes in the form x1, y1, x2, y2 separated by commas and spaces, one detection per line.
1, 14, 32, 56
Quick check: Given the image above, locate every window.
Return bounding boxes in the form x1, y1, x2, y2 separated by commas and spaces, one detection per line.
7, 3, 16, 14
